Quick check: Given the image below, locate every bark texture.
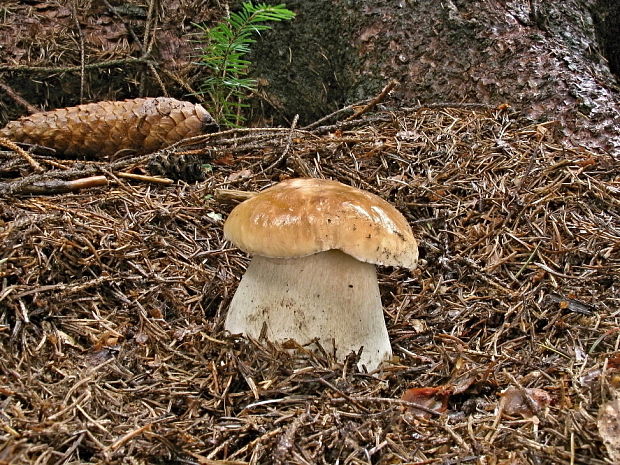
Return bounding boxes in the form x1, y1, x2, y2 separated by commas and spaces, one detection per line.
251, 0, 620, 153
1, 1, 618, 153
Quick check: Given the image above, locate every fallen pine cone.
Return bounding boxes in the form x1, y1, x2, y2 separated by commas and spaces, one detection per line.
0, 97, 219, 158
147, 152, 209, 183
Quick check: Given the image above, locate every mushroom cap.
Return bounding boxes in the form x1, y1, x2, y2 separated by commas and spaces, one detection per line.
223, 178, 418, 270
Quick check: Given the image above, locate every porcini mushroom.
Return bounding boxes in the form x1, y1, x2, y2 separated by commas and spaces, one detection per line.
223, 178, 418, 370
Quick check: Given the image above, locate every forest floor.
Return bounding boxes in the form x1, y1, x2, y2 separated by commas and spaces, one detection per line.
1, 104, 619, 465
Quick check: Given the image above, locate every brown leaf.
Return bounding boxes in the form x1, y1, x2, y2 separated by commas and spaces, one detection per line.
401, 386, 451, 418
500, 386, 551, 418
608, 352, 620, 371
227, 169, 253, 182
451, 373, 477, 395
213, 153, 235, 165
86, 348, 117, 366
135, 333, 149, 345
577, 156, 597, 167
598, 394, 620, 464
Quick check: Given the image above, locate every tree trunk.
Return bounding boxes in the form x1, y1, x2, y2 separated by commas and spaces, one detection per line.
1, 1, 618, 154
250, 0, 620, 154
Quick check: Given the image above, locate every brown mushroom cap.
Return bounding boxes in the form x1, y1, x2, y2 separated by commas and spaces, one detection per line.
223, 178, 418, 270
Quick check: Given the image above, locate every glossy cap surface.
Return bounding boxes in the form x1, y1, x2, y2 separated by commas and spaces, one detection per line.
223, 178, 418, 269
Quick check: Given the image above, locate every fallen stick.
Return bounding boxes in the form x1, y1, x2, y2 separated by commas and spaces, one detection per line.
0, 80, 40, 114
115, 172, 174, 185
214, 188, 257, 203
344, 79, 399, 122
0, 175, 108, 195
0, 136, 43, 172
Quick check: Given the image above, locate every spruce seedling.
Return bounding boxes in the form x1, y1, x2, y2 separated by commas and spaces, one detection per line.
195, 3, 295, 127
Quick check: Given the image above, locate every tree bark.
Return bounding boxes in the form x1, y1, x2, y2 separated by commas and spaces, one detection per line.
250, 0, 620, 154
1, 1, 618, 154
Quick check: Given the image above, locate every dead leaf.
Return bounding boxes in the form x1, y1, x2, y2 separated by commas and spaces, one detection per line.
91, 330, 122, 350
207, 212, 223, 222
55, 329, 81, 349
451, 373, 477, 395
148, 307, 164, 319
401, 386, 451, 418
577, 156, 597, 167
500, 386, 551, 418
408, 318, 427, 334
135, 332, 149, 345
213, 153, 235, 165
536, 123, 551, 140
608, 353, 620, 371
598, 394, 620, 464
0, 387, 16, 396
227, 169, 253, 182
86, 348, 117, 366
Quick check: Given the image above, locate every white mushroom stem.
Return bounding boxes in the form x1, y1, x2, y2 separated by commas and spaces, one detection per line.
225, 250, 392, 371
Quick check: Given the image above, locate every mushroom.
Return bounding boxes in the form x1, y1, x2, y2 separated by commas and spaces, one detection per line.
223, 178, 418, 370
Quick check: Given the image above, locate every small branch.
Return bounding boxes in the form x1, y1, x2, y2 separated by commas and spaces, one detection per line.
64, 176, 109, 191
272, 411, 310, 465
0, 175, 108, 195
143, 0, 158, 57
402, 102, 499, 112
140, 0, 160, 96
311, 114, 392, 136
330, 396, 443, 416
214, 188, 257, 203
302, 98, 373, 131
0, 58, 149, 73
344, 79, 399, 121
262, 114, 299, 172
148, 62, 168, 96
0, 153, 156, 197
0, 137, 43, 173
115, 172, 175, 185
69, 0, 86, 102
105, 423, 153, 453
0, 80, 40, 114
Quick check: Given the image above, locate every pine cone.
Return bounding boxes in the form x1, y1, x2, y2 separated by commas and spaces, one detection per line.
147, 153, 208, 183
0, 98, 219, 158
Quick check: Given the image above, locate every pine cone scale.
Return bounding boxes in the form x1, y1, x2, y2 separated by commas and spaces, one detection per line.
0, 97, 218, 158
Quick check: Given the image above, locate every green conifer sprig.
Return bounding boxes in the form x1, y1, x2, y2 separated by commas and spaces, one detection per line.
195, 3, 295, 127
